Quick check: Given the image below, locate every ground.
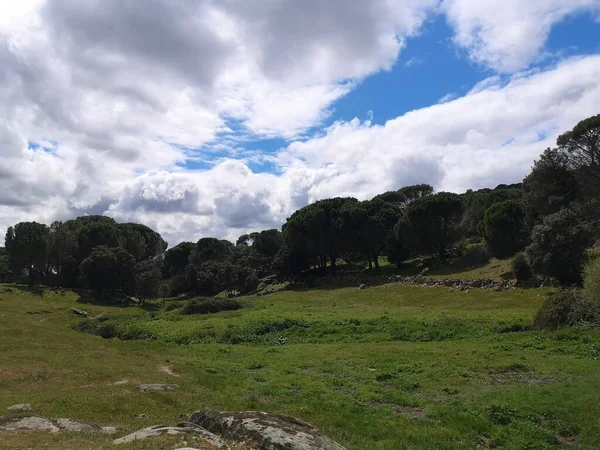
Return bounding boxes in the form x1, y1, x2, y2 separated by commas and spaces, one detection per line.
0, 284, 599, 449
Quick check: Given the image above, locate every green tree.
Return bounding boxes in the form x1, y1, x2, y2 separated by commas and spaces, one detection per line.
523, 148, 579, 222
80, 246, 136, 297
5, 222, 50, 284
406, 192, 464, 259
163, 241, 195, 276
283, 197, 358, 274
526, 209, 593, 285
557, 114, 600, 194
134, 259, 163, 304
481, 200, 529, 258
119, 223, 167, 262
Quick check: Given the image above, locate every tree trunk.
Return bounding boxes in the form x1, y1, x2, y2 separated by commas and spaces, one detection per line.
330, 254, 337, 275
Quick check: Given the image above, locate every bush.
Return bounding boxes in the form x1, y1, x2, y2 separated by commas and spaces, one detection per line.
533, 289, 600, 329
512, 252, 533, 282
583, 257, 600, 305
458, 246, 491, 268
181, 298, 243, 315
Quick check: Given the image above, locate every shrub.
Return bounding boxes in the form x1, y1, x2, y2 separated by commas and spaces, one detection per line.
458, 246, 491, 268
526, 209, 593, 285
512, 252, 533, 282
181, 298, 243, 315
533, 289, 600, 329
582, 257, 600, 305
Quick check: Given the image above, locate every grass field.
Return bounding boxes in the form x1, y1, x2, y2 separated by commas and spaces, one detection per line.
1, 284, 599, 449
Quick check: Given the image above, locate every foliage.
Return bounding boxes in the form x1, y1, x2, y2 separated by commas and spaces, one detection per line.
79, 245, 136, 296
460, 185, 522, 237
481, 200, 529, 258
512, 252, 533, 282
373, 184, 434, 209
534, 289, 600, 329
582, 257, 600, 306
5, 221, 50, 284
405, 192, 464, 258
526, 209, 593, 285
557, 113, 600, 196
163, 241, 195, 276
134, 259, 163, 304
457, 245, 491, 268
244, 272, 260, 292
180, 297, 244, 315
523, 148, 579, 222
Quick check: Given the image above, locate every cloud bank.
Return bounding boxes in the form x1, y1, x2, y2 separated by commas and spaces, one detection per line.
0, 0, 599, 245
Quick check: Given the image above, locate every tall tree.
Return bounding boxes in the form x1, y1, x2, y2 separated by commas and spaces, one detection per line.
284, 197, 358, 274
557, 114, 600, 193
523, 148, 579, 222
5, 222, 50, 284
526, 209, 593, 285
481, 200, 529, 258
80, 246, 136, 297
406, 192, 463, 259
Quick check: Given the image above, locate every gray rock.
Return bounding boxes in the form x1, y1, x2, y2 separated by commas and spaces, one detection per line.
359, 284, 366, 290
54, 418, 102, 433
189, 410, 346, 450
0, 415, 59, 433
137, 384, 179, 392
113, 423, 229, 449
136, 414, 149, 419
71, 308, 88, 318
8, 404, 32, 412
101, 426, 119, 434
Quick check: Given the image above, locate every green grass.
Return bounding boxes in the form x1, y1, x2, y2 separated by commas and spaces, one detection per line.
1, 284, 599, 449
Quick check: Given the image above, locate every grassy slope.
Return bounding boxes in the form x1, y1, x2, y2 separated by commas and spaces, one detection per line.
0, 285, 599, 449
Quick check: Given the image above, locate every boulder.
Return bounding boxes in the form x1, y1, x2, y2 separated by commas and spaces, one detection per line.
359, 284, 366, 290
0, 415, 59, 432
189, 409, 346, 450
7, 404, 32, 412
113, 422, 229, 449
137, 384, 179, 392
71, 308, 88, 318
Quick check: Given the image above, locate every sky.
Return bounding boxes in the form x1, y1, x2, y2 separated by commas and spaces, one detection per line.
1, 1, 600, 246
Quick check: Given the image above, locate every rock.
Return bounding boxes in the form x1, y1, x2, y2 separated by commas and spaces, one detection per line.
0, 415, 111, 434
113, 423, 229, 449
136, 414, 150, 419
0, 415, 59, 433
71, 308, 88, 318
54, 418, 102, 433
137, 384, 179, 392
189, 409, 346, 450
359, 284, 366, 290
8, 404, 32, 412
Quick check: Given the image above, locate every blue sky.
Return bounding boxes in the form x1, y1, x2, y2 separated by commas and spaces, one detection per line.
1, 1, 600, 244
220, 9, 600, 174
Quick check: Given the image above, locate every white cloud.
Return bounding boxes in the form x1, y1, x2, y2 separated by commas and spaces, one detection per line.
0, 1, 600, 246
442, 0, 600, 72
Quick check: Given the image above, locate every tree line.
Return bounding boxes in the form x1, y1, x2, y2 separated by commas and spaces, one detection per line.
1, 114, 599, 301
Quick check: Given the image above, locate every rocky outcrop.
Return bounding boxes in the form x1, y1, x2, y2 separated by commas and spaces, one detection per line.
189, 409, 346, 450
113, 422, 229, 449
0, 415, 116, 434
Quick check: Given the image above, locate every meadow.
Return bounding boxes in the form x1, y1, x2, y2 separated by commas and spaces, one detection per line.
0, 283, 599, 449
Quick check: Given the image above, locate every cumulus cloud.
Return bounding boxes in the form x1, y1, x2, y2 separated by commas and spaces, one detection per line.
0, 1, 599, 245
442, 0, 600, 71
